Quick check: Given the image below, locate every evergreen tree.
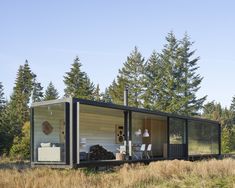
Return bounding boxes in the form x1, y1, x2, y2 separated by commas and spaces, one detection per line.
202, 101, 223, 121
44, 81, 59, 101
93, 84, 101, 101
154, 32, 181, 112
202, 101, 233, 153
230, 95, 235, 112
64, 56, 95, 99
108, 78, 126, 105
177, 34, 206, 115
32, 75, 44, 102
1, 61, 42, 156
0, 82, 6, 130
221, 108, 233, 153
0, 107, 13, 155
101, 88, 112, 103
142, 51, 164, 109
8, 60, 34, 131
143, 32, 206, 115
0, 82, 9, 155
0, 82, 6, 112
108, 47, 145, 107
230, 95, 235, 125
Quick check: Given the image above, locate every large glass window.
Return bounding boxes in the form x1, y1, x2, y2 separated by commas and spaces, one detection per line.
132, 112, 167, 158
79, 105, 124, 162
169, 118, 186, 144
33, 103, 67, 163
188, 120, 219, 155
169, 118, 186, 158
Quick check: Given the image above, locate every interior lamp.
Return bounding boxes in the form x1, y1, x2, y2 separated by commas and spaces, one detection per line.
143, 129, 150, 137
135, 129, 142, 136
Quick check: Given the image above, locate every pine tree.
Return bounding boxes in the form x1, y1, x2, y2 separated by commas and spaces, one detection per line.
0, 83, 17, 155
230, 95, 235, 112
93, 84, 101, 101
142, 51, 164, 110
221, 108, 233, 153
31, 75, 44, 102
108, 78, 126, 105
1, 61, 49, 155
44, 81, 59, 101
0, 107, 13, 155
0, 82, 6, 112
0, 82, 9, 154
101, 88, 112, 103
64, 56, 95, 99
108, 47, 145, 107
202, 101, 223, 121
8, 60, 34, 128
144, 32, 206, 115
230, 95, 235, 125
0, 82, 7, 145
156, 32, 181, 112
177, 33, 206, 115
202, 101, 233, 153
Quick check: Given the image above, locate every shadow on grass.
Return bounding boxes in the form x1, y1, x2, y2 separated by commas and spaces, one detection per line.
81, 165, 118, 175
0, 161, 30, 170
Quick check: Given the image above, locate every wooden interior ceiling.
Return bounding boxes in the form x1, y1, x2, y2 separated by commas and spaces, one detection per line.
80, 104, 123, 117
80, 104, 167, 121
132, 112, 166, 121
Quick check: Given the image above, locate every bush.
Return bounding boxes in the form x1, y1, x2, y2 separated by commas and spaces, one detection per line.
222, 127, 232, 153
10, 121, 30, 160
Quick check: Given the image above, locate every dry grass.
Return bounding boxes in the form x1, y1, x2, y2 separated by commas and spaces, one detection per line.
0, 159, 235, 188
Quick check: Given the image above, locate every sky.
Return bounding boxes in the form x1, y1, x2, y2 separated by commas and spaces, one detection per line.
0, 1, 235, 107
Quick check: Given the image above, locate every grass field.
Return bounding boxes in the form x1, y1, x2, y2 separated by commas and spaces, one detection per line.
0, 158, 235, 188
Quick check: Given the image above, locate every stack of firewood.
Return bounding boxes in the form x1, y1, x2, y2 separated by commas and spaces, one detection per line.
89, 145, 115, 160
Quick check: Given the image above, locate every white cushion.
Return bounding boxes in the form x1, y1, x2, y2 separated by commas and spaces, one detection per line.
40, 142, 51, 147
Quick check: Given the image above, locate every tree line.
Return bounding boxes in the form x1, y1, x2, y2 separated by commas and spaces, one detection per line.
0, 31, 234, 159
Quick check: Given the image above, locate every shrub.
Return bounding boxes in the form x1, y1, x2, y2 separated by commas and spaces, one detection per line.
10, 121, 30, 160
222, 127, 233, 153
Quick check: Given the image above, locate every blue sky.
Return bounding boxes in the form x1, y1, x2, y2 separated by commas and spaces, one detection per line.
0, 1, 235, 107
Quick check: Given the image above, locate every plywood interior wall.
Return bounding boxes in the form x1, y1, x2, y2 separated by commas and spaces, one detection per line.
34, 108, 65, 161
149, 119, 167, 156
79, 111, 124, 154
133, 117, 167, 157
79, 105, 168, 157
